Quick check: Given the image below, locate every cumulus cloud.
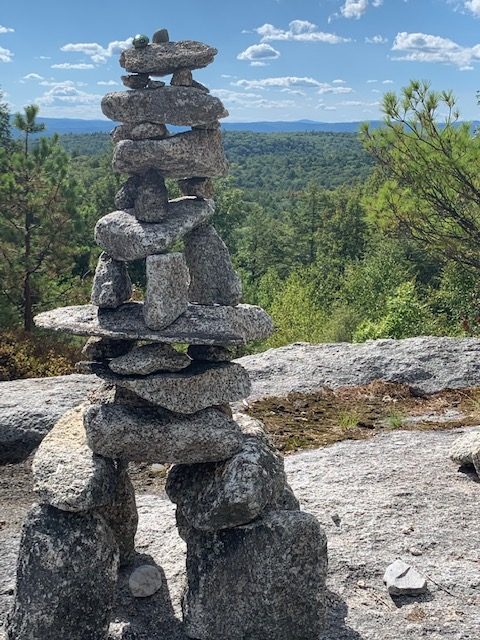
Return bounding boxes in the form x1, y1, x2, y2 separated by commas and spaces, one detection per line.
237, 43, 280, 65
51, 62, 95, 70
22, 73, 44, 81
60, 38, 132, 64
97, 80, 119, 86
340, 0, 383, 20
0, 25, 14, 33
392, 31, 480, 69
233, 76, 353, 94
36, 81, 101, 106
0, 46, 13, 62
211, 88, 294, 110
465, 0, 480, 16
255, 20, 350, 44
365, 35, 388, 44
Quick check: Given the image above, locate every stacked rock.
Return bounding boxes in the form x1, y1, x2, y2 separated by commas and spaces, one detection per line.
6, 30, 328, 640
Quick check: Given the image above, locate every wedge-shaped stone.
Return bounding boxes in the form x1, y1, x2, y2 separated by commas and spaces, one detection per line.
113, 129, 228, 177
34, 302, 274, 345
185, 224, 242, 306
5, 504, 118, 640
182, 511, 328, 640
32, 405, 117, 512
144, 253, 190, 329
109, 342, 190, 375
82, 336, 135, 361
114, 175, 141, 210
97, 361, 251, 414
120, 40, 217, 76
102, 87, 227, 126
134, 169, 169, 222
84, 404, 245, 464
112, 122, 168, 144
91, 252, 132, 309
94, 198, 214, 261
166, 436, 285, 530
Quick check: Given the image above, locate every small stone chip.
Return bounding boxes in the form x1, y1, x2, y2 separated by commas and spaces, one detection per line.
383, 560, 427, 596
128, 565, 162, 598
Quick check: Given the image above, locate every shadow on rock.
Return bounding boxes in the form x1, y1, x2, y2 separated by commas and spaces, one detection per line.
458, 464, 479, 483
390, 589, 434, 609
109, 553, 188, 640
321, 590, 365, 640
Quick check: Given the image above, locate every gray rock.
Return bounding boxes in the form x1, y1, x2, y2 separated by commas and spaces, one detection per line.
134, 170, 169, 222
182, 511, 327, 640
129, 565, 163, 598
187, 344, 234, 362
193, 121, 220, 130
88, 382, 152, 408
191, 80, 210, 93
101, 87, 227, 126
5, 504, 118, 640
94, 199, 214, 261
100, 361, 251, 414
120, 41, 217, 76
449, 430, 480, 467
383, 559, 427, 596
112, 122, 168, 144
178, 177, 214, 199
82, 336, 135, 361
171, 69, 193, 86
266, 483, 301, 511
91, 253, 132, 309
144, 253, 190, 330
114, 175, 142, 210
84, 404, 245, 464
99, 463, 138, 567
32, 405, 117, 512
0, 374, 98, 463
184, 224, 242, 306
121, 74, 149, 90
34, 302, 274, 346
147, 80, 166, 89
152, 29, 169, 44
166, 436, 285, 530
109, 343, 190, 375
112, 130, 228, 177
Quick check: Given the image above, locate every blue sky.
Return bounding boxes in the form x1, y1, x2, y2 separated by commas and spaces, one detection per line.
1, 0, 480, 122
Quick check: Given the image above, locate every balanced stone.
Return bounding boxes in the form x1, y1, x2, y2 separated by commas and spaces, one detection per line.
182, 511, 328, 640
91, 252, 132, 309
102, 87, 227, 126
383, 560, 428, 596
114, 175, 141, 210
185, 224, 242, 305
32, 405, 117, 512
5, 504, 119, 640
113, 129, 228, 177
144, 253, 190, 330
152, 29, 169, 44
179, 177, 214, 199
134, 169, 169, 222
166, 436, 285, 530
120, 40, 217, 76
171, 68, 193, 86
112, 122, 168, 144
147, 79, 166, 89
121, 73, 149, 89
84, 404, 245, 464
109, 342, 190, 375
34, 302, 274, 345
82, 336, 135, 361
187, 344, 234, 362
95, 198, 214, 261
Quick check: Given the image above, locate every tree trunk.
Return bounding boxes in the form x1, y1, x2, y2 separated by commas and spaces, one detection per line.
24, 211, 33, 332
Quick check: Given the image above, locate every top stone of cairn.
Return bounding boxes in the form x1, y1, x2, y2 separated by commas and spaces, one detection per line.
120, 40, 218, 76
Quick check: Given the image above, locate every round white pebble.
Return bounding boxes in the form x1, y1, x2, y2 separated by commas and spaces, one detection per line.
128, 565, 163, 598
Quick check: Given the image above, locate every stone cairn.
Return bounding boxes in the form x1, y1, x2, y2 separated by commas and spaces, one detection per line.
6, 30, 328, 640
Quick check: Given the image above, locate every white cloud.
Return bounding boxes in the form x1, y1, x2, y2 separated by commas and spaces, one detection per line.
60, 38, 132, 64
465, 0, 480, 16
341, 0, 369, 19
36, 81, 101, 106
0, 25, 14, 34
97, 80, 119, 86
332, 78, 346, 84
382, 79, 394, 84
366, 79, 378, 83
233, 76, 353, 94
211, 88, 294, 110
255, 20, 350, 44
392, 31, 480, 69
0, 46, 13, 63
365, 34, 388, 44
51, 62, 95, 70
237, 43, 280, 65
22, 73, 44, 81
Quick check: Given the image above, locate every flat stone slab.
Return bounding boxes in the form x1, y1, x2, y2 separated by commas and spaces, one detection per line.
120, 41, 217, 76
32, 405, 117, 512
34, 302, 274, 346
101, 87, 227, 126
95, 198, 214, 261
113, 130, 228, 177
96, 362, 251, 414
109, 343, 190, 375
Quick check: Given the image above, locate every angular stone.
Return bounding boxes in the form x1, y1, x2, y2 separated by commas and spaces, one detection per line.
112, 122, 168, 144
144, 253, 190, 330
98, 361, 251, 414
109, 342, 190, 375
34, 302, 274, 345
5, 504, 118, 640
113, 130, 228, 177
192, 79, 210, 93
32, 405, 117, 512
88, 382, 152, 407
166, 436, 285, 530
120, 41, 217, 76
114, 175, 141, 210
102, 87, 227, 126
182, 511, 328, 640
134, 170, 169, 222
267, 483, 301, 511
152, 29, 169, 44
193, 121, 221, 130
99, 463, 138, 567
171, 68, 193, 86
121, 73, 149, 90
179, 177, 214, 199
91, 253, 132, 309
185, 224, 242, 305
129, 565, 163, 598
449, 430, 480, 473
187, 344, 234, 362
82, 336, 135, 361
95, 198, 214, 262
147, 79, 165, 89
383, 560, 428, 596
84, 404, 245, 464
